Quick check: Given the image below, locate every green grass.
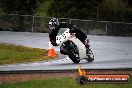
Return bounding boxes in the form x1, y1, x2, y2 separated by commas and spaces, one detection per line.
0, 44, 56, 65
0, 77, 131, 88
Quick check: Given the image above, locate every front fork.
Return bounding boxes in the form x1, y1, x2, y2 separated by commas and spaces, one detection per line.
60, 44, 67, 55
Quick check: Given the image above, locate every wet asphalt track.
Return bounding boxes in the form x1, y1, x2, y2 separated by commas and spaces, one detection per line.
0, 31, 132, 71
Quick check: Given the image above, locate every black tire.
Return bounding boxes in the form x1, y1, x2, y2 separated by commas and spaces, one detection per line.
65, 41, 80, 63
86, 48, 94, 62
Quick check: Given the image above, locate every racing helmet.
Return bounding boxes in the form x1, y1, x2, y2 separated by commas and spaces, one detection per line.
49, 18, 59, 30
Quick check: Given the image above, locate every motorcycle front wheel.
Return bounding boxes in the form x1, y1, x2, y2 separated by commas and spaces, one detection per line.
64, 40, 80, 64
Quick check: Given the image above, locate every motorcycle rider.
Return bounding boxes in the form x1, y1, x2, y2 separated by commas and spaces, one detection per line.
49, 18, 90, 52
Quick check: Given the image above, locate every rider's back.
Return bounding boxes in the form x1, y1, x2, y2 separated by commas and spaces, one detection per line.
59, 22, 87, 43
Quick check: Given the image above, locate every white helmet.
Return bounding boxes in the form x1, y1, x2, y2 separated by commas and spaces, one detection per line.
49, 18, 59, 30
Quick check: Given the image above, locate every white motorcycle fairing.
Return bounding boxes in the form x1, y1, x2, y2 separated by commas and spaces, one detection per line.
56, 28, 87, 59
68, 37, 87, 59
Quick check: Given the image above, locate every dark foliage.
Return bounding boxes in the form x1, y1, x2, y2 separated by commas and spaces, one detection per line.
0, 0, 40, 15
47, 0, 132, 22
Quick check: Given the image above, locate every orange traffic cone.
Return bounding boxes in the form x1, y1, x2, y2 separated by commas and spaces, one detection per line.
48, 40, 56, 58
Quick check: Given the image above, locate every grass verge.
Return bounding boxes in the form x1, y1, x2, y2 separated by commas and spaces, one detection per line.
0, 77, 131, 88
0, 44, 57, 65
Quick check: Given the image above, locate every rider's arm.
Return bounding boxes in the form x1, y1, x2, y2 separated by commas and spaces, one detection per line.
49, 29, 58, 46
69, 24, 78, 33
68, 24, 87, 43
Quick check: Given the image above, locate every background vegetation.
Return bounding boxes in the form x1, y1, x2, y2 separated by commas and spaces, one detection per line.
0, 0, 132, 22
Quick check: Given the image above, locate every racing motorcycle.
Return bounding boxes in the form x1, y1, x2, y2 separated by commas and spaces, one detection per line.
56, 28, 94, 63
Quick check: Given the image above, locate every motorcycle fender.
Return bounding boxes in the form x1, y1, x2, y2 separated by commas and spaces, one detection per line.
69, 37, 87, 58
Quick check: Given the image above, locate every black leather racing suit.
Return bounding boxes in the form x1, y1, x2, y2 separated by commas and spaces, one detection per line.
49, 22, 87, 46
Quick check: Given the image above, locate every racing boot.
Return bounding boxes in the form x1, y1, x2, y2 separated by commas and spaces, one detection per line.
84, 38, 90, 55
85, 39, 94, 62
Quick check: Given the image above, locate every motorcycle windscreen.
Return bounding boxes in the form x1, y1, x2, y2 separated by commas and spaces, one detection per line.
56, 28, 70, 45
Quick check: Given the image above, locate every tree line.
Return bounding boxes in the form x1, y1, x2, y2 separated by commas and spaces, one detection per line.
48, 0, 132, 22
0, 0, 132, 22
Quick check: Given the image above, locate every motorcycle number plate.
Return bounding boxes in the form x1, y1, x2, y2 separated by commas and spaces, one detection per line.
56, 31, 70, 44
